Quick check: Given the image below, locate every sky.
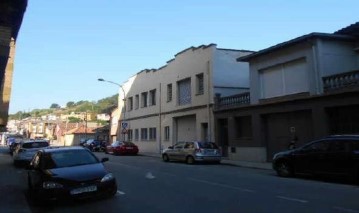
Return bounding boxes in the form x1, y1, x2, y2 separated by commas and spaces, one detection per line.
9, 0, 359, 114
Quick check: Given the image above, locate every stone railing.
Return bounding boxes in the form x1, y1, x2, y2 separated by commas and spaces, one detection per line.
323, 70, 359, 92
214, 92, 250, 110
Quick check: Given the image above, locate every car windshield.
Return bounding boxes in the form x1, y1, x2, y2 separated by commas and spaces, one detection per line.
44, 150, 99, 169
198, 142, 218, 149
22, 142, 49, 149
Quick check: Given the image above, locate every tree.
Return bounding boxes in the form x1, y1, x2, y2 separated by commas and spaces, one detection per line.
66, 101, 75, 108
68, 117, 82, 123
50, 103, 61, 109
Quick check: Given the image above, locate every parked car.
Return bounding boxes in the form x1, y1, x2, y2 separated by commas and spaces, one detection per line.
13, 140, 50, 167
272, 135, 359, 181
105, 141, 139, 155
83, 139, 106, 152
162, 141, 221, 164
79, 138, 88, 146
7, 135, 24, 155
27, 146, 117, 202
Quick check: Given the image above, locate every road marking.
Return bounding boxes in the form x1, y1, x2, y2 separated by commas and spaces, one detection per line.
145, 172, 155, 179
188, 178, 255, 193
116, 190, 126, 196
276, 196, 308, 203
333, 207, 359, 213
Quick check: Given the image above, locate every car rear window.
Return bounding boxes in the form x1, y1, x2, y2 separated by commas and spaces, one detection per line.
22, 142, 49, 149
198, 142, 218, 149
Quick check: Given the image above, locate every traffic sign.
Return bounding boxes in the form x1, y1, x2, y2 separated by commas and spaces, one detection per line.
121, 122, 128, 129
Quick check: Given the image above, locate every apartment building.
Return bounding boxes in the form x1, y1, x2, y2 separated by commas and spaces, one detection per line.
117, 44, 252, 153
214, 22, 359, 162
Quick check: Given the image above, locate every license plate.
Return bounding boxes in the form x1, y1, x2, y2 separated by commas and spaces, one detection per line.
70, 185, 97, 195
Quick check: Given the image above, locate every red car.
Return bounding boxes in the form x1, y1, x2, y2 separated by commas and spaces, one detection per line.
105, 141, 139, 155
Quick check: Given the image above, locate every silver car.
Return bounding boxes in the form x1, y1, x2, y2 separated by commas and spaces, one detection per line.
162, 141, 221, 164
13, 140, 49, 167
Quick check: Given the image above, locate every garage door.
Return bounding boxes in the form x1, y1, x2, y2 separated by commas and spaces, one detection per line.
176, 115, 196, 142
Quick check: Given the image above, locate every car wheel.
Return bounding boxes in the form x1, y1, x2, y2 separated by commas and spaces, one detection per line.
186, 156, 195, 165
276, 161, 293, 177
162, 154, 169, 162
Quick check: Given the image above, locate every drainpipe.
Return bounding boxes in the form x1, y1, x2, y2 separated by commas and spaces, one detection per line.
207, 60, 212, 142
159, 83, 162, 153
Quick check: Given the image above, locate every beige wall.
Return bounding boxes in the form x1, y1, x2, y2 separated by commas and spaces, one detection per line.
120, 45, 249, 153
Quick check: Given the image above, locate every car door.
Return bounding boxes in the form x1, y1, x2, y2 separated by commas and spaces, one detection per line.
324, 140, 353, 176
169, 142, 185, 160
293, 140, 330, 174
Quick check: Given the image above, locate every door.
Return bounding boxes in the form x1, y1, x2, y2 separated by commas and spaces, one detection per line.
168, 142, 185, 160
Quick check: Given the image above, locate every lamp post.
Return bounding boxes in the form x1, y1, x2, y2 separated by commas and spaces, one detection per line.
98, 78, 126, 142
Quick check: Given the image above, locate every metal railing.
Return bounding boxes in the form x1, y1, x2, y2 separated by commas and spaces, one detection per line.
323, 70, 359, 92
215, 92, 250, 110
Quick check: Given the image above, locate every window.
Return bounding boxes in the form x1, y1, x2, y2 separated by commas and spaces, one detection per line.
135, 95, 139, 109
149, 128, 156, 140
128, 129, 133, 141
164, 126, 170, 141
141, 92, 148, 108
167, 84, 172, 102
134, 129, 139, 141
141, 128, 148, 140
128, 97, 133, 111
235, 116, 253, 138
196, 73, 204, 95
178, 78, 191, 105
149, 89, 156, 106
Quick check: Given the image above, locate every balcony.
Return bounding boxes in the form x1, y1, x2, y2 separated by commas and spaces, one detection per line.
323, 70, 359, 93
214, 92, 250, 111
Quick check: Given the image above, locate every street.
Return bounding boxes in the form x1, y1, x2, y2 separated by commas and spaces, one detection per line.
1, 147, 359, 213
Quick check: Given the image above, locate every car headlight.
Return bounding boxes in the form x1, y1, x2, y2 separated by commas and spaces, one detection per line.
42, 181, 63, 189
101, 173, 114, 182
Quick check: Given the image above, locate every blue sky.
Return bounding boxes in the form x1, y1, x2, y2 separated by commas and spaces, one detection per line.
9, 0, 359, 113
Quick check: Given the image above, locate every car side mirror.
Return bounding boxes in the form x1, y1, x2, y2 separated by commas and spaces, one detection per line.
101, 157, 109, 163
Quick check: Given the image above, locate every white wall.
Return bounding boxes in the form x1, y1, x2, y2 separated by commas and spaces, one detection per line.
213, 50, 251, 97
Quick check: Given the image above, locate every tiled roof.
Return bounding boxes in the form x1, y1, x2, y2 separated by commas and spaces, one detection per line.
335, 22, 359, 37
66, 125, 96, 135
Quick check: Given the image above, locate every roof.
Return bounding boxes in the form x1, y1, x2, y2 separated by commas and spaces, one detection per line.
237, 33, 355, 62
335, 22, 359, 37
41, 146, 87, 153
65, 125, 96, 135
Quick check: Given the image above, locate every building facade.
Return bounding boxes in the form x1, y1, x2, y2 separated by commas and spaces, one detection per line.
214, 23, 359, 162
116, 44, 252, 153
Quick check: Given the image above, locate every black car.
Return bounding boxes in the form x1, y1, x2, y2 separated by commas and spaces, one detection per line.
272, 135, 359, 181
83, 139, 106, 152
27, 146, 117, 202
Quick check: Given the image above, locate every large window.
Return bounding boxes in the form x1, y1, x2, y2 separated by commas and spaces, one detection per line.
167, 84, 172, 102
196, 73, 204, 95
127, 129, 133, 141
149, 128, 156, 140
178, 78, 191, 105
135, 95, 139, 109
164, 126, 170, 141
134, 129, 139, 141
149, 89, 156, 106
259, 58, 308, 99
141, 128, 148, 140
128, 97, 133, 111
141, 92, 148, 108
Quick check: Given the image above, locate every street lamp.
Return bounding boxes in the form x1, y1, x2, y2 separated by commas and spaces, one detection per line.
98, 78, 126, 142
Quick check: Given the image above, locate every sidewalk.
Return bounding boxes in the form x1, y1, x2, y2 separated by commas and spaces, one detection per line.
139, 152, 272, 170
0, 149, 31, 213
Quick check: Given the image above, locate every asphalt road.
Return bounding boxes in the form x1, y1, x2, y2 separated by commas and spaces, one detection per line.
2, 148, 359, 213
